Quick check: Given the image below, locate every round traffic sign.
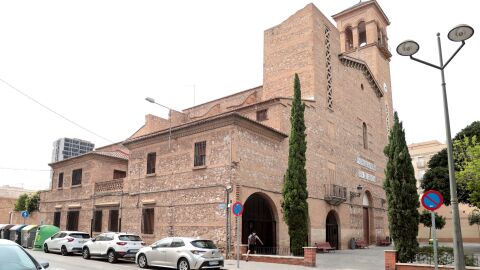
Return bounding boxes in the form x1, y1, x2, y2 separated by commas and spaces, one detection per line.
21, 211, 29, 218
232, 202, 244, 216
421, 190, 444, 211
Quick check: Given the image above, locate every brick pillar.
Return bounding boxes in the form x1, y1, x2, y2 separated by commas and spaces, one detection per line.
384, 250, 396, 270
240, 244, 248, 259
303, 247, 316, 267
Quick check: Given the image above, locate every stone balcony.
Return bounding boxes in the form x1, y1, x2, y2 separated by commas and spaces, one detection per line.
377, 37, 392, 59
94, 178, 124, 194
324, 184, 347, 206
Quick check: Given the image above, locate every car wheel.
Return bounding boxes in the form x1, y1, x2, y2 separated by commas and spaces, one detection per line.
178, 258, 190, 270
61, 245, 69, 256
107, 250, 118, 263
138, 254, 148, 268
43, 244, 49, 253
82, 247, 90, 259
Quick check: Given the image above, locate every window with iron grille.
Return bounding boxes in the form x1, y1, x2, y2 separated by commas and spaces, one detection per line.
93, 210, 102, 232
58, 172, 64, 188
256, 109, 268, 121
53, 212, 61, 227
66, 211, 79, 231
147, 152, 156, 174
194, 141, 206, 167
72, 169, 82, 186
109, 209, 119, 232
142, 208, 154, 234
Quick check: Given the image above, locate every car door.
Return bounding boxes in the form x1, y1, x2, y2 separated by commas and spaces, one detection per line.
90, 235, 104, 254
148, 238, 171, 266
47, 233, 60, 250
52, 233, 66, 251
100, 234, 114, 255
164, 238, 185, 268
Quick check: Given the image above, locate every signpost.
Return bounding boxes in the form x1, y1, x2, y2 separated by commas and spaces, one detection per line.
232, 202, 244, 269
421, 190, 444, 270
21, 210, 29, 225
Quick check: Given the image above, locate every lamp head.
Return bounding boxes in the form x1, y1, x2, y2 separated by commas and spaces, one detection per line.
145, 97, 155, 103
396, 40, 420, 56
448, 24, 474, 42
226, 184, 233, 193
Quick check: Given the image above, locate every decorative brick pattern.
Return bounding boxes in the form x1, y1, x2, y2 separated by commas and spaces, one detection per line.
94, 179, 124, 193
325, 26, 333, 111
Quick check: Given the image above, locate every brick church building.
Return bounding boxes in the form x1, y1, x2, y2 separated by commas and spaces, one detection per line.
40, 0, 394, 252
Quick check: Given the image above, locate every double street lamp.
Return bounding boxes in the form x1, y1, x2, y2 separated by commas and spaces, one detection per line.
145, 97, 173, 149
397, 24, 474, 270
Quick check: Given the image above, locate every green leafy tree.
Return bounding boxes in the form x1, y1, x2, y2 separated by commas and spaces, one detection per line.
26, 192, 40, 213
419, 210, 446, 238
282, 73, 308, 255
384, 112, 420, 262
421, 121, 480, 205
468, 209, 480, 237
14, 193, 29, 211
456, 141, 480, 208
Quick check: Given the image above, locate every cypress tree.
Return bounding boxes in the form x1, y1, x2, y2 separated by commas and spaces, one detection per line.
282, 73, 309, 255
383, 112, 419, 262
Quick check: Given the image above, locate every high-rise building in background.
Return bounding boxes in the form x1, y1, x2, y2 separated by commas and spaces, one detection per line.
51, 138, 95, 162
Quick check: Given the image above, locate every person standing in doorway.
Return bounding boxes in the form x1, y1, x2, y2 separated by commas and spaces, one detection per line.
246, 231, 263, 262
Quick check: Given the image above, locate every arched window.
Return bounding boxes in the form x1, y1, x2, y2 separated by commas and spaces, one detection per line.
363, 122, 368, 149
345, 26, 353, 51
358, 21, 366, 47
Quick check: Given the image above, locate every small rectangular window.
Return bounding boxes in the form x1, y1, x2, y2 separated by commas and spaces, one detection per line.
108, 209, 119, 232
194, 141, 207, 167
66, 211, 79, 231
256, 109, 268, 121
113, 170, 126, 179
58, 173, 64, 188
53, 212, 61, 227
72, 169, 82, 186
142, 208, 154, 234
93, 210, 102, 232
147, 152, 156, 174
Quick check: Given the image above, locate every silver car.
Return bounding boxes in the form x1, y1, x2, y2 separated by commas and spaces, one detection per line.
136, 237, 224, 270
0, 239, 50, 270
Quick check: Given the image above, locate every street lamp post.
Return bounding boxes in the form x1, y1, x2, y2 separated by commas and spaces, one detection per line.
225, 184, 233, 258
145, 97, 172, 149
397, 24, 474, 270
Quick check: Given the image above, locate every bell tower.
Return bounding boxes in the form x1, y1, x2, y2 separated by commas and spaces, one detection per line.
332, 0, 392, 94
333, 0, 393, 134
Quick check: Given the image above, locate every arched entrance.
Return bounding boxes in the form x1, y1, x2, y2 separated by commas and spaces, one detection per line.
242, 193, 277, 253
326, 210, 339, 249
362, 191, 373, 244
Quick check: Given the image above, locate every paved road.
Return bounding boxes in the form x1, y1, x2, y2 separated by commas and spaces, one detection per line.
27, 249, 138, 270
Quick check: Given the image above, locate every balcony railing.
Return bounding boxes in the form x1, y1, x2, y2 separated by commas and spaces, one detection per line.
94, 178, 124, 194
324, 184, 347, 206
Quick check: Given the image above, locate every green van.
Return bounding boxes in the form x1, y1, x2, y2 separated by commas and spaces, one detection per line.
33, 225, 59, 250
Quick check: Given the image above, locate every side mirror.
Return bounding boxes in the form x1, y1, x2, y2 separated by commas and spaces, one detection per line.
91, 238, 96, 242
40, 262, 49, 269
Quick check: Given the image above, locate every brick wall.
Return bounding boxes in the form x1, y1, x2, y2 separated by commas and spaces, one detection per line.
0, 197, 16, 223
384, 250, 480, 270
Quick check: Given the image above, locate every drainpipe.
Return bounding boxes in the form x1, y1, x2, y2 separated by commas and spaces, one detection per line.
9, 211, 13, 224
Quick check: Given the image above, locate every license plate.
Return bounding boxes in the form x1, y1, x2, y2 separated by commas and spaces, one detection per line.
129, 249, 139, 253
209, 261, 219, 265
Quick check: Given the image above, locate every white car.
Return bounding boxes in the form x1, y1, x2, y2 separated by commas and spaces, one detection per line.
82, 232, 144, 263
136, 237, 224, 270
43, 231, 90, 256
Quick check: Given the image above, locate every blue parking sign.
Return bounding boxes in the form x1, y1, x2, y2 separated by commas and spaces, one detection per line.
21, 211, 29, 218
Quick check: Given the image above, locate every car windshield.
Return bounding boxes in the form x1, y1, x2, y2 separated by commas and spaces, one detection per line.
118, 235, 142, 241
0, 245, 37, 270
69, 233, 90, 239
190, 240, 217, 249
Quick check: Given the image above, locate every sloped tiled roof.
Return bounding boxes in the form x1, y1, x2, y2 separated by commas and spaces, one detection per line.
49, 150, 129, 166
332, 0, 390, 25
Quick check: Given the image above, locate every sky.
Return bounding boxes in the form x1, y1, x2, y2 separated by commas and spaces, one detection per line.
0, 0, 478, 190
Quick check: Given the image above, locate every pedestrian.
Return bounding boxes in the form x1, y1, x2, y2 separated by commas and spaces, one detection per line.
246, 231, 263, 262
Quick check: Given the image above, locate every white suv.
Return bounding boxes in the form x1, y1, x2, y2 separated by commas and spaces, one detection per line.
82, 232, 145, 263
43, 231, 91, 256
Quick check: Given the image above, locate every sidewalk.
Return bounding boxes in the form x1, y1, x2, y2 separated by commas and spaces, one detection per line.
223, 260, 312, 270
